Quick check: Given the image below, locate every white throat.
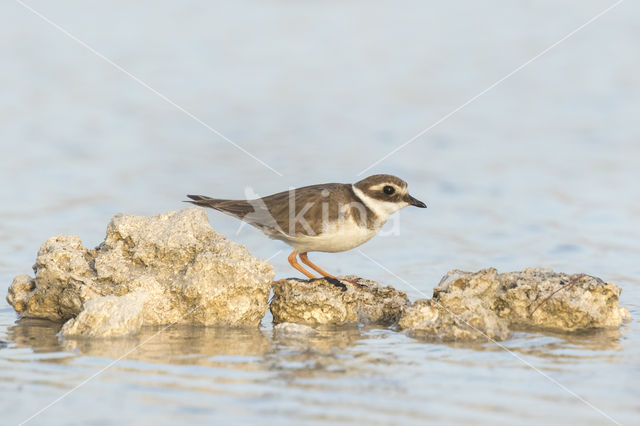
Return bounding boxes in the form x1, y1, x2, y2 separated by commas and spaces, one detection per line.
351, 184, 408, 225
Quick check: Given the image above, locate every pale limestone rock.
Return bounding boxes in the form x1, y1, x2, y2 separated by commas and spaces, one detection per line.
8, 212, 631, 344
398, 268, 631, 341
6, 275, 36, 315
9, 236, 98, 321
491, 268, 631, 330
270, 276, 410, 326
398, 299, 510, 342
6, 208, 274, 337
61, 293, 147, 338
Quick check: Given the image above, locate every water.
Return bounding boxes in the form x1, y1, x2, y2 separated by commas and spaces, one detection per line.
1, 1, 639, 424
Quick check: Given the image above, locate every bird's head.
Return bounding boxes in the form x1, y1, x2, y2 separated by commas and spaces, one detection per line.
352, 174, 426, 219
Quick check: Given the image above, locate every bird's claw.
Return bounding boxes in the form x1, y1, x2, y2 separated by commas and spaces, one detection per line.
324, 276, 347, 291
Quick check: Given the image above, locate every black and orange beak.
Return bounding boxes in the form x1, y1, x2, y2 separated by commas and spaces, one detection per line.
405, 194, 427, 208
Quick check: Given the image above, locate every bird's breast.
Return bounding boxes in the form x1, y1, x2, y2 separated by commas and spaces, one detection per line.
285, 220, 379, 253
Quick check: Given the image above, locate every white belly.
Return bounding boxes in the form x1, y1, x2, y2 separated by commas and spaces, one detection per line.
281, 221, 379, 253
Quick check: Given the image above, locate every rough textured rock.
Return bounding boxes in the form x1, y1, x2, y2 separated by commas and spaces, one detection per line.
6, 275, 37, 315
6, 208, 274, 336
490, 269, 630, 329
61, 293, 147, 338
6, 237, 96, 322
7, 215, 631, 344
398, 299, 510, 342
270, 276, 410, 326
398, 268, 631, 341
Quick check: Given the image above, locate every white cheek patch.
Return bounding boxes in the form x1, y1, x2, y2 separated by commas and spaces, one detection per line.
352, 185, 408, 221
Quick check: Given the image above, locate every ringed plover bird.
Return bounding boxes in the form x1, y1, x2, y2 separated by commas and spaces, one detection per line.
187, 174, 426, 282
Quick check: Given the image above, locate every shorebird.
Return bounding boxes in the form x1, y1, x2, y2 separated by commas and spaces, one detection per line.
187, 174, 426, 281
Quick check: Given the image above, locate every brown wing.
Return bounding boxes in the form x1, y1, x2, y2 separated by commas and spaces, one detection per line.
259, 183, 364, 235
187, 183, 366, 237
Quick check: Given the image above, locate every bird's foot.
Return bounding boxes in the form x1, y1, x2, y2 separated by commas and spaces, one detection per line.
272, 277, 309, 285
273, 276, 365, 292
323, 276, 347, 291
344, 278, 368, 289
322, 276, 368, 291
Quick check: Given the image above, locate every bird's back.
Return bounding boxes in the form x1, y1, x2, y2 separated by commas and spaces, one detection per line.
187, 182, 376, 238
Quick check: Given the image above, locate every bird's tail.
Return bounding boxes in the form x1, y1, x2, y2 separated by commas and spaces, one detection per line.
185, 195, 258, 222
185, 194, 226, 209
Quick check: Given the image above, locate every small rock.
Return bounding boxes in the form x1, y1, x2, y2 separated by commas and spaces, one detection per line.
61, 293, 147, 338
270, 276, 410, 326
6, 274, 36, 315
493, 268, 631, 330
398, 268, 631, 341
398, 299, 510, 342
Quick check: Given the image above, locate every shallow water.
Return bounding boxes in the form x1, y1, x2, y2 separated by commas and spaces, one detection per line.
1, 1, 639, 425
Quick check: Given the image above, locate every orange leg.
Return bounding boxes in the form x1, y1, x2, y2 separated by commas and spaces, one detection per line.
288, 250, 317, 279
299, 252, 337, 279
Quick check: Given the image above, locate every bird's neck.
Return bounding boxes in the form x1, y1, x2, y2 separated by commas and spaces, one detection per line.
351, 184, 404, 228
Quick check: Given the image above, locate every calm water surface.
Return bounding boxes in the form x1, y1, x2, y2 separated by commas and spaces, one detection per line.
1, 1, 639, 425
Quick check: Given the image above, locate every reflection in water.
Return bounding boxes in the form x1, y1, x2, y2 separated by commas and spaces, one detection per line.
6, 318, 64, 354
7, 319, 275, 366
4, 317, 626, 365
401, 324, 625, 354
268, 324, 367, 379
511, 327, 626, 354
4, 319, 370, 376
64, 325, 273, 366
1, 314, 636, 425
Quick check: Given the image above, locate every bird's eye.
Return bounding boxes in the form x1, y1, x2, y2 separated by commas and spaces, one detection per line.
383, 185, 395, 195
